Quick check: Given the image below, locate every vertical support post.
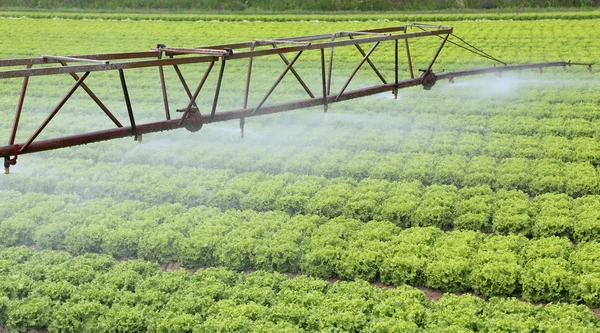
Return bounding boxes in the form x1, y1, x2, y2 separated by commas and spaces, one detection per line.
118, 69, 137, 141
9, 60, 33, 145
394, 39, 399, 99
404, 27, 414, 79
210, 58, 227, 120
320, 48, 328, 113
157, 50, 170, 120
241, 42, 256, 138
327, 35, 335, 96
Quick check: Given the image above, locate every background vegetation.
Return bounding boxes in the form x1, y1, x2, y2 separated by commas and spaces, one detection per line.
0, 0, 599, 11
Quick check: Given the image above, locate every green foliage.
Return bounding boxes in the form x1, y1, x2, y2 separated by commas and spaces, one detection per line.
521, 258, 575, 302
470, 251, 521, 297
1, 15, 600, 332
48, 300, 107, 333
6, 296, 55, 333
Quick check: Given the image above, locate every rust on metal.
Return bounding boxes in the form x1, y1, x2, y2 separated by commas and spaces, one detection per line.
43, 55, 109, 64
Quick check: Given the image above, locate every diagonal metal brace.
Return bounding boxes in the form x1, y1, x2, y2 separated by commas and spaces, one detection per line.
272, 43, 314, 98
335, 41, 381, 101
20, 71, 90, 153
349, 36, 387, 85
251, 50, 304, 115
60, 61, 123, 128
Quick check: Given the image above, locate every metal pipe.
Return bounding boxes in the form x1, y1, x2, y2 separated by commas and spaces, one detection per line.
0, 60, 586, 159
43, 55, 109, 64
0, 51, 159, 67
0, 77, 423, 157
0, 56, 217, 79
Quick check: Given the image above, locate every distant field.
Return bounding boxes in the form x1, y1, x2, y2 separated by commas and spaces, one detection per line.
0, 13, 599, 332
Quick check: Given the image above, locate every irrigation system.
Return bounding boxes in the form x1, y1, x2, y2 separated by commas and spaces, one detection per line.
0, 24, 592, 174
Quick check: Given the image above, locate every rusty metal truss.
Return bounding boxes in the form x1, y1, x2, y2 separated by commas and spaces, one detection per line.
0, 24, 593, 173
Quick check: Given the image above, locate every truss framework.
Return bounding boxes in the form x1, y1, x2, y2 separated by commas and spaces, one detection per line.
0, 24, 592, 173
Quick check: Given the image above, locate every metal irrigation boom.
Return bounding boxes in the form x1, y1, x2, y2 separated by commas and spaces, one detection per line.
0, 24, 592, 174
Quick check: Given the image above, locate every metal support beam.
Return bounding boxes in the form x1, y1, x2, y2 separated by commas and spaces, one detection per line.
320, 48, 328, 113
241, 42, 257, 138
118, 69, 137, 140
20, 71, 90, 153
9, 60, 32, 145
273, 43, 315, 98
171, 57, 198, 109
394, 39, 399, 99
404, 26, 415, 79
157, 50, 171, 120
60, 60, 123, 128
425, 33, 450, 73
327, 35, 335, 96
180, 61, 215, 123
349, 36, 387, 85
335, 42, 380, 101
210, 58, 227, 120
252, 50, 304, 115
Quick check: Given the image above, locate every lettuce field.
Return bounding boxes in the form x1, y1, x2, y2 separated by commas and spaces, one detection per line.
0, 12, 600, 332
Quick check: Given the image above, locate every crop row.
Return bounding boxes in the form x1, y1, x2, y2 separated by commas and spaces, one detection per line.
5, 162, 600, 241
1, 194, 599, 305
11, 149, 600, 200
1, 246, 598, 333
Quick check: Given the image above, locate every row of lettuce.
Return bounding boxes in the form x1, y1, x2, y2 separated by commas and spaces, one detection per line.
1, 193, 599, 305
15, 147, 600, 198
4, 158, 600, 241
1, 247, 598, 333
